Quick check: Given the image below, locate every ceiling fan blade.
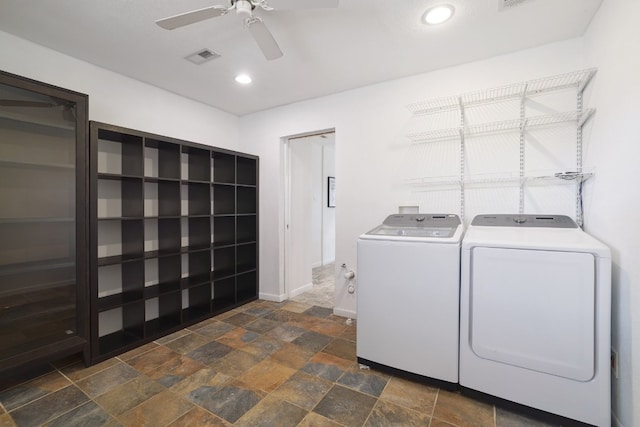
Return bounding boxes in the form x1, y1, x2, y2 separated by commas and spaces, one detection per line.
247, 19, 283, 61
156, 6, 227, 30
265, 0, 339, 10
0, 100, 55, 108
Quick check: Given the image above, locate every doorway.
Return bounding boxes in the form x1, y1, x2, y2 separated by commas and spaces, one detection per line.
283, 131, 335, 308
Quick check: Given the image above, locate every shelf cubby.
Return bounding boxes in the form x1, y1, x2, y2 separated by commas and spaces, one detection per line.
145, 139, 180, 180
212, 277, 236, 314
187, 182, 211, 216
145, 292, 182, 337
213, 184, 235, 215
237, 271, 257, 305
236, 215, 257, 244
98, 303, 144, 355
98, 176, 144, 218
213, 216, 236, 247
159, 254, 182, 292
212, 152, 235, 184
184, 283, 211, 323
158, 218, 181, 255
187, 217, 211, 250
143, 254, 181, 299
97, 129, 143, 176
97, 260, 144, 309
97, 219, 144, 264
213, 246, 236, 280
237, 186, 257, 215
90, 121, 258, 364
237, 157, 257, 186
237, 243, 257, 274
158, 180, 181, 217
184, 146, 211, 182
182, 250, 211, 288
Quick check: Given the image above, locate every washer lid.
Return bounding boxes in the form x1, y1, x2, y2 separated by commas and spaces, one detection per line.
364, 214, 462, 239
463, 215, 610, 257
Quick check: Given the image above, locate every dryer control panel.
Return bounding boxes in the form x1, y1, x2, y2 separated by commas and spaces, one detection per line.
471, 214, 578, 228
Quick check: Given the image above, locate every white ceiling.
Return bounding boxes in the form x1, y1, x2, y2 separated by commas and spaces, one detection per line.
0, 0, 602, 116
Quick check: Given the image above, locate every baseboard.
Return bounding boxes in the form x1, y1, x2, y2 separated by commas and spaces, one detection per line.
288, 282, 313, 298
333, 307, 356, 319
259, 292, 287, 302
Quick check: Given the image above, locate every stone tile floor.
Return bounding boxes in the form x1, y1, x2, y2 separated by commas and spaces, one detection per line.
0, 299, 559, 427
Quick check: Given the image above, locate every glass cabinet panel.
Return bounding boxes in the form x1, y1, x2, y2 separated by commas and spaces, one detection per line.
0, 71, 88, 372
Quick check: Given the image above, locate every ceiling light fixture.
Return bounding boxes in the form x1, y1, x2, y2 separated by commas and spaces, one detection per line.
235, 74, 252, 84
422, 4, 455, 25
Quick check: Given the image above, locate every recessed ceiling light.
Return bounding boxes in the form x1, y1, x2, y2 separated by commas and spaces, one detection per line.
422, 4, 455, 25
235, 74, 252, 84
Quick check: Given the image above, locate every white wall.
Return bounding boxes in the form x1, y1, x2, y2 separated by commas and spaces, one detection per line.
312, 140, 337, 268
311, 143, 323, 267
239, 38, 586, 318
322, 144, 336, 264
582, 1, 640, 425
0, 30, 239, 149
286, 140, 314, 298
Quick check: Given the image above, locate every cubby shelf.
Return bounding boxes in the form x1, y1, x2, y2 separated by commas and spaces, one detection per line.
90, 121, 259, 364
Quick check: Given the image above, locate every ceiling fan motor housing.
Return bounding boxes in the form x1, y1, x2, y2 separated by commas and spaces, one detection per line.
235, 0, 253, 17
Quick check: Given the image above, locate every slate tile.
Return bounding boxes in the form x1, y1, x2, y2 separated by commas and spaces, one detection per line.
10, 385, 89, 426
313, 385, 377, 426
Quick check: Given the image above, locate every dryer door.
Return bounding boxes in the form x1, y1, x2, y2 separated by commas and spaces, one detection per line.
469, 247, 595, 381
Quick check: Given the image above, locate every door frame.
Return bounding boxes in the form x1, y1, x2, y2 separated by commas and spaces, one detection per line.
282, 128, 335, 299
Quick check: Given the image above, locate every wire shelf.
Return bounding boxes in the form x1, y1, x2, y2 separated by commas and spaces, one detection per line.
405, 176, 461, 187
405, 128, 461, 143
406, 68, 597, 115
406, 170, 594, 189
407, 109, 594, 143
406, 96, 459, 115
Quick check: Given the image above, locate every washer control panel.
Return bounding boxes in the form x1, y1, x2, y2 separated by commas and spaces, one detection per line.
382, 214, 461, 227
471, 214, 578, 228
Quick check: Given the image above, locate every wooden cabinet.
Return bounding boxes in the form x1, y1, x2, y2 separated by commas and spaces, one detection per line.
90, 122, 258, 363
0, 71, 89, 374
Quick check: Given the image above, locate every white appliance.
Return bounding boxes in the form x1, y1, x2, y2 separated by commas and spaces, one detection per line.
459, 214, 611, 426
357, 213, 463, 388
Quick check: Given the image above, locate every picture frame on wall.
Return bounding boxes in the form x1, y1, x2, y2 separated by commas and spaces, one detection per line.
328, 176, 336, 208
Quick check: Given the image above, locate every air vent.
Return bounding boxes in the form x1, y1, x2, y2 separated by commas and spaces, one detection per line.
498, 0, 534, 10
185, 48, 221, 65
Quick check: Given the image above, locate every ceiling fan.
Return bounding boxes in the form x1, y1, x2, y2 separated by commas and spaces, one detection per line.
156, 0, 339, 61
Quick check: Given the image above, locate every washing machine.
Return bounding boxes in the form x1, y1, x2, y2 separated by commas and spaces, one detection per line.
459, 214, 611, 426
357, 213, 463, 388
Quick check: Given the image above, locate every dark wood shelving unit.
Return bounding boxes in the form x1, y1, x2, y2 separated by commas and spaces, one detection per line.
0, 70, 89, 375
90, 121, 259, 363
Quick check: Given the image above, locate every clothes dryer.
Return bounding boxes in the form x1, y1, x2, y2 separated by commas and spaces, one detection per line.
459, 214, 611, 426
357, 213, 463, 388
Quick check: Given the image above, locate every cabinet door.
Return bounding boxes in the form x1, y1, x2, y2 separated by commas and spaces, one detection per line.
0, 71, 88, 373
